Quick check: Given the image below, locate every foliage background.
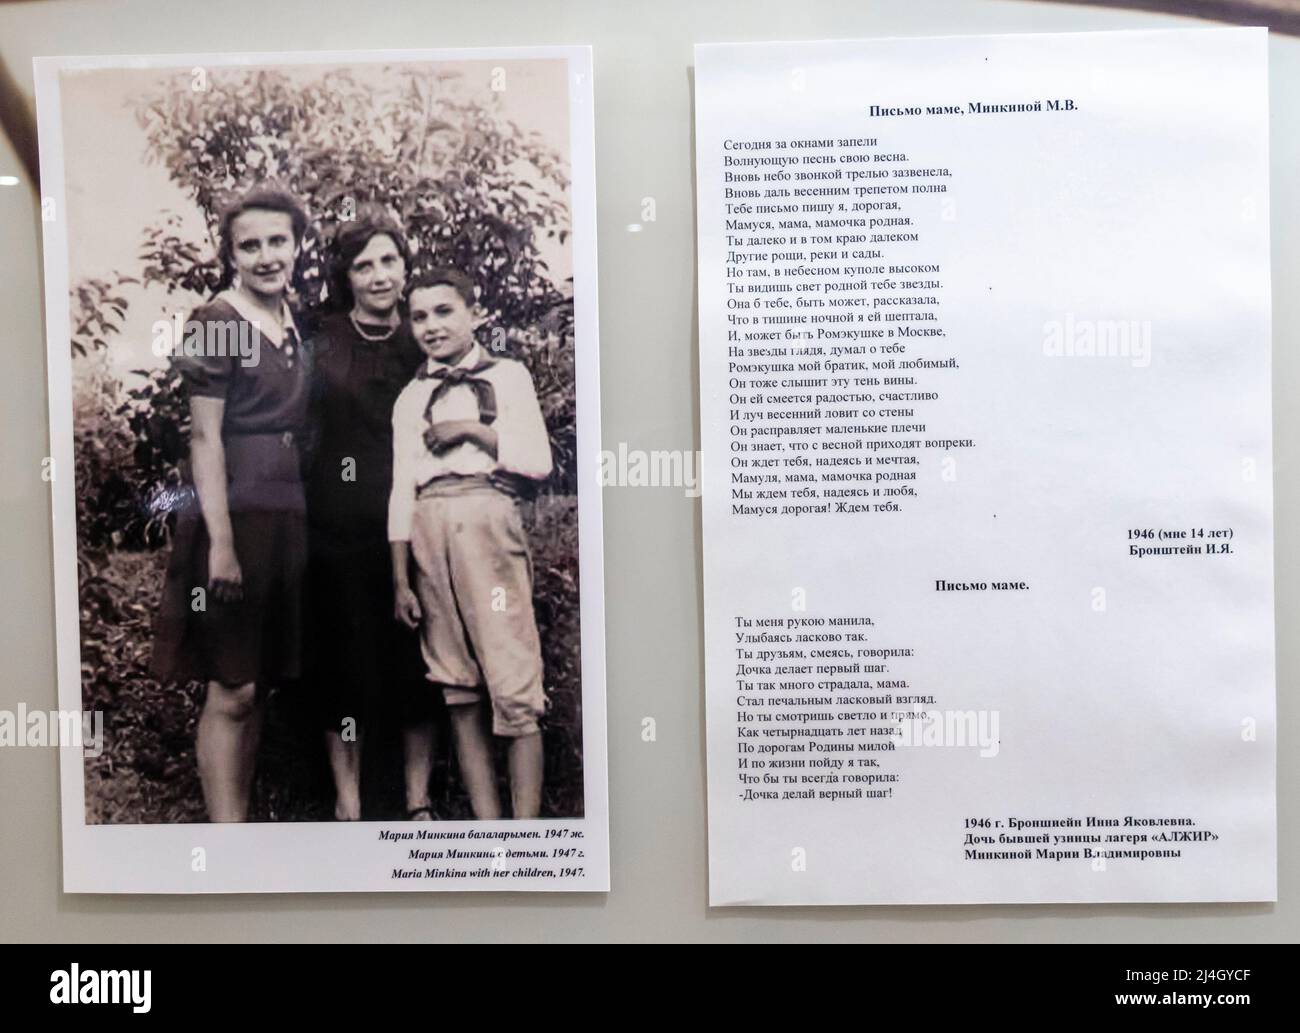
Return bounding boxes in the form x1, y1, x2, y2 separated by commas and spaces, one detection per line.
68, 60, 584, 822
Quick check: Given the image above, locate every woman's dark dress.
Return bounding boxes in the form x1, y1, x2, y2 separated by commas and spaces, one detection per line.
305, 312, 430, 730
151, 294, 310, 686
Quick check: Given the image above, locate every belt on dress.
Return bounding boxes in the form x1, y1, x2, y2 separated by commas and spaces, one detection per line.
224, 429, 299, 448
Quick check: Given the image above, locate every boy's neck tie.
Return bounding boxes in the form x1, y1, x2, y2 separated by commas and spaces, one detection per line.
418, 357, 499, 451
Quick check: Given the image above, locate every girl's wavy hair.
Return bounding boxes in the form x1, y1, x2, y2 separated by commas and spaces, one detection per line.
215, 183, 309, 275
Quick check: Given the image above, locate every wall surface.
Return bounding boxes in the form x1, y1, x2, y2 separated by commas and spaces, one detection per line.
0, 0, 1294, 942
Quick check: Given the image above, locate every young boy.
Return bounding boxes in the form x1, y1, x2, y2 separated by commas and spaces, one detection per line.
388, 269, 553, 820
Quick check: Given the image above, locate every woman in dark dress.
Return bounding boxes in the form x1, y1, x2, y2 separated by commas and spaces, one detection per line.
306, 209, 436, 820
151, 185, 311, 822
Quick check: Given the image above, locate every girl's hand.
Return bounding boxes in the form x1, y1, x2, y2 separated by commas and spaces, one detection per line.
394, 585, 422, 629
208, 542, 244, 604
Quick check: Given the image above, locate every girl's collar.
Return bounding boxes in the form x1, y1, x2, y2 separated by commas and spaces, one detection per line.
216, 289, 299, 348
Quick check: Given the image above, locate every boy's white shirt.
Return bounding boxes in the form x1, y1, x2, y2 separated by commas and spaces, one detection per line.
388, 341, 553, 541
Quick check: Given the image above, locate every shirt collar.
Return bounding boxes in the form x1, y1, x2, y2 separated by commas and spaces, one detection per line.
422, 341, 483, 378
217, 289, 299, 348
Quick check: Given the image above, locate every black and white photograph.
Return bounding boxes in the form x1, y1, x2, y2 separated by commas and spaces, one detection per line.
36, 45, 607, 892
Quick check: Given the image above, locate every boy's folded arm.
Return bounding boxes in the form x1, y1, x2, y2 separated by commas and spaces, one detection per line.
429, 419, 496, 457
466, 421, 499, 457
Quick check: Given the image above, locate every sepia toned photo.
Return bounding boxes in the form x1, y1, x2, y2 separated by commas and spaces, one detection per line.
38, 46, 607, 892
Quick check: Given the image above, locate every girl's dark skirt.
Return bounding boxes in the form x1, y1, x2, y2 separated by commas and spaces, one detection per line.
151, 502, 307, 687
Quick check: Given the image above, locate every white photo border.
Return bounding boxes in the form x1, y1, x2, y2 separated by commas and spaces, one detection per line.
35, 44, 608, 893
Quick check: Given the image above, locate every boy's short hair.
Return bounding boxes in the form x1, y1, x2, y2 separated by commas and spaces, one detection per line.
329, 206, 411, 308
216, 184, 309, 271
406, 267, 477, 309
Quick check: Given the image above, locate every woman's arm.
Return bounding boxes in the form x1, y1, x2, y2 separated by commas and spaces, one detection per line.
190, 395, 242, 598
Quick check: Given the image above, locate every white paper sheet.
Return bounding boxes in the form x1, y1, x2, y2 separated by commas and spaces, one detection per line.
695, 28, 1274, 905
37, 46, 607, 893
